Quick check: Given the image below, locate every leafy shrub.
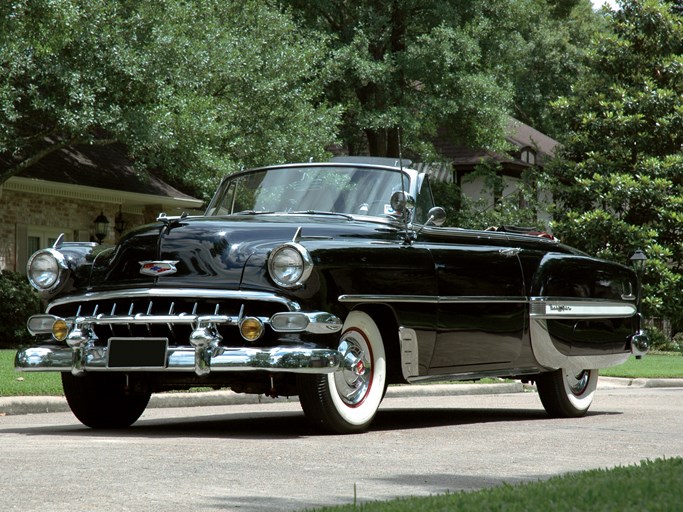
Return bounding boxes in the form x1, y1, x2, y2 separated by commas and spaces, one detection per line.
647, 326, 683, 353
0, 270, 41, 348
668, 332, 683, 354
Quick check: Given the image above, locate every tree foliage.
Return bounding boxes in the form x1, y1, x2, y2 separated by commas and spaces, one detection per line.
509, 0, 604, 137
281, 0, 602, 157
0, 0, 340, 199
1, 0, 604, 198
549, 0, 683, 327
281, 0, 520, 158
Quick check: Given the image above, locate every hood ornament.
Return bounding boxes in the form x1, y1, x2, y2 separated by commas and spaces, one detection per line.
139, 260, 179, 276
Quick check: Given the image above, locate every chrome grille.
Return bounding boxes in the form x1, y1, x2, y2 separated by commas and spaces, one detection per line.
48, 296, 287, 347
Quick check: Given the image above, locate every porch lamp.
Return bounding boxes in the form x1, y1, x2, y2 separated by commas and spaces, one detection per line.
93, 210, 110, 244
114, 206, 128, 236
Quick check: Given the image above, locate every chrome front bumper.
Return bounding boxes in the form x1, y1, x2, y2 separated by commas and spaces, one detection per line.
22, 289, 344, 376
16, 344, 341, 374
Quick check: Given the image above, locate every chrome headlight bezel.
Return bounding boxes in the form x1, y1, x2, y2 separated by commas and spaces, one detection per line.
267, 242, 313, 289
26, 248, 69, 294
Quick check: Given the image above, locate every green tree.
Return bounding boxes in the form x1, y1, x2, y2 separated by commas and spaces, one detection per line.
0, 0, 340, 199
281, 0, 520, 158
549, 0, 683, 327
280, 0, 602, 158
509, 0, 605, 137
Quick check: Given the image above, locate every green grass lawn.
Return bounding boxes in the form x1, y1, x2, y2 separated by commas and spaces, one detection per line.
2, 349, 682, 397
308, 458, 683, 512
1, 349, 62, 396
600, 352, 683, 379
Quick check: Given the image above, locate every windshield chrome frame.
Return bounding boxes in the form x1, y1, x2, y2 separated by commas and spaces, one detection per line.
205, 162, 419, 219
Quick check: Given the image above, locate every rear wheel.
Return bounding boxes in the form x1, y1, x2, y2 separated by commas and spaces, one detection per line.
298, 311, 386, 434
62, 372, 151, 428
536, 368, 598, 418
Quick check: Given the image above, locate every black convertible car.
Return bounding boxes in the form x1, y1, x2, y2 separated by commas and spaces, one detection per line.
16, 157, 649, 433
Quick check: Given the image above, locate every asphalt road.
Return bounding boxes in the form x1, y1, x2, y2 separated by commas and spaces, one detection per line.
1, 385, 681, 511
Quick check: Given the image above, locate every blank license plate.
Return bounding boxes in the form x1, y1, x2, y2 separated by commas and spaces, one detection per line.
108, 338, 168, 368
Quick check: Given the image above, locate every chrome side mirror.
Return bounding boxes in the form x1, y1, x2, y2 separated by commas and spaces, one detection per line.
425, 207, 446, 227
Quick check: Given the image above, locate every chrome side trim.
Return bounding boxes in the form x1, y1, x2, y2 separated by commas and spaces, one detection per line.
529, 318, 630, 371
529, 298, 637, 319
47, 288, 302, 313
338, 295, 527, 304
15, 345, 341, 374
440, 296, 528, 304
339, 295, 638, 314
399, 327, 419, 380
339, 295, 438, 304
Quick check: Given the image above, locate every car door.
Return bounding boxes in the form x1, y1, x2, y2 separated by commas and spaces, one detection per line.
418, 228, 526, 371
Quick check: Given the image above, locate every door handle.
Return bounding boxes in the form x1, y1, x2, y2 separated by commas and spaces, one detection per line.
499, 247, 521, 257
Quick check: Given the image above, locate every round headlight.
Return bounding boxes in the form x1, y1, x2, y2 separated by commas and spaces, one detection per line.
268, 243, 313, 288
27, 249, 67, 292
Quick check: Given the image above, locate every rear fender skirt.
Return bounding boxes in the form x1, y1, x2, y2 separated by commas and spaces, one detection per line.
529, 297, 635, 371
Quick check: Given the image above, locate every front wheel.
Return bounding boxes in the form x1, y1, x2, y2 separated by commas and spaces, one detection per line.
535, 368, 598, 418
298, 311, 386, 434
62, 372, 151, 428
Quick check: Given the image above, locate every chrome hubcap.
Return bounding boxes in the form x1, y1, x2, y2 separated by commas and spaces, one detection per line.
335, 334, 372, 406
567, 370, 590, 396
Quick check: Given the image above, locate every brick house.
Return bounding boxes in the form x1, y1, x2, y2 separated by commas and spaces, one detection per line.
0, 143, 203, 274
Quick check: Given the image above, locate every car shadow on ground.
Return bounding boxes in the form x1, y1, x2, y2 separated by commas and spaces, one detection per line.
2, 405, 622, 440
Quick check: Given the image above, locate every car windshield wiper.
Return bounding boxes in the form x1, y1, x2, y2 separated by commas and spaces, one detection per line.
288, 210, 354, 220
232, 210, 275, 215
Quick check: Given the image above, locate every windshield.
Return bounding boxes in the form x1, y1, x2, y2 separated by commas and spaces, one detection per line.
206, 165, 409, 217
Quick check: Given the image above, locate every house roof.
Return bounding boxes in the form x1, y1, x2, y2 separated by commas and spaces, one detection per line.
17, 143, 196, 199
433, 117, 560, 170
2, 143, 203, 211
505, 118, 559, 161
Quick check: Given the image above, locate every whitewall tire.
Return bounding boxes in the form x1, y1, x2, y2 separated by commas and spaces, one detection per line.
298, 311, 386, 434
536, 368, 598, 418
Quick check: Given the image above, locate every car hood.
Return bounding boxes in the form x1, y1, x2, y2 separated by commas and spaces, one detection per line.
87, 215, 399, 291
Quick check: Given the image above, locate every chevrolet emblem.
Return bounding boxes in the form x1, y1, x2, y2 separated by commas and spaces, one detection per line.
139, 261, 179, 276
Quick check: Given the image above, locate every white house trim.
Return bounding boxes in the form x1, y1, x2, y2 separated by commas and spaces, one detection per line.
2, 176, 204, 211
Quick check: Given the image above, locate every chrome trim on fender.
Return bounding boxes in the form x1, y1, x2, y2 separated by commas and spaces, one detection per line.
339, 294, 437, 304
338, 294, 527, 304
46, 288, 302, 313
15, 345, 341, 374
440, 296, 527, 304
529, 318, 630, 371
339, 295, 636, 313
399, 327, 419, 380
530, 298, 637, 319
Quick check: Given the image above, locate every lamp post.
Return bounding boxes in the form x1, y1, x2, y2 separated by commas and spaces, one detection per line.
93, 210, 110, 244
630, 249, 647, 275
630, 248, 647, 304
630, 249, 649, 358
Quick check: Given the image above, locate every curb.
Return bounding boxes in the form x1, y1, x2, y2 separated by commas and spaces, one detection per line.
1, 378, 680, 417
0, 381, 523, 416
